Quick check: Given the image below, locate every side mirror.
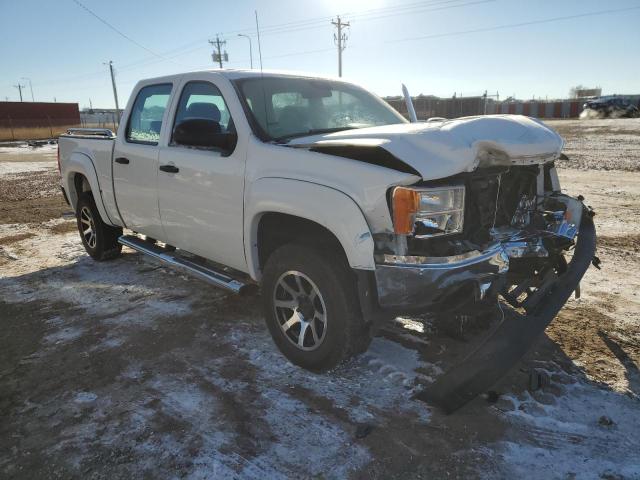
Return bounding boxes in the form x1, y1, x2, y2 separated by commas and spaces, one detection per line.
173, 119, 237, 153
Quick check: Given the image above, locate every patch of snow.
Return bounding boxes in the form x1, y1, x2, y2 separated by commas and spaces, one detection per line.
74, 392, 98, 404
0, 161, 56, 174
496, 378, 640, 479
44, 325, 85, 345
235, 326, 434, 424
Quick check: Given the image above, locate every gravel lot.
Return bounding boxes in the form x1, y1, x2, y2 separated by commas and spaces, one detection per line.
1, 122, 639, 479
548, 118, 640, 172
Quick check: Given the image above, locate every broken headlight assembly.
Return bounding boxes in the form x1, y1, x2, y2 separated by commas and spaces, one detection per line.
391, 185, 465, 237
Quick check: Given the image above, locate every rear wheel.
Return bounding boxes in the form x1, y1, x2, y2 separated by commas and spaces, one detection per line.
76, 193, 122, 261
262, 244, 371, 372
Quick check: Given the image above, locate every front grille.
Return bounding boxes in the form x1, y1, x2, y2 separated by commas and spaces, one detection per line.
464, 166, 540, 244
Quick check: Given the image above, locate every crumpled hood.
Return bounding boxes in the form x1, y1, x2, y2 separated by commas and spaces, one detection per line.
288, 115, 563, 180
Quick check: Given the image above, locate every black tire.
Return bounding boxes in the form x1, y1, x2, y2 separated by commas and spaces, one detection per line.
261, 243, 371, 372
76, 193, 122, 261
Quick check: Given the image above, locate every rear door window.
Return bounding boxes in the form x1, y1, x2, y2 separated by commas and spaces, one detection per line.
126, 84, 172, 144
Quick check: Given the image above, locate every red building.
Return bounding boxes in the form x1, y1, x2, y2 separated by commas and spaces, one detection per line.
0, 102, 80, 127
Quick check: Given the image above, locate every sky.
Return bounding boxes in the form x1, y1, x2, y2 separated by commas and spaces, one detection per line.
1, 0, 639, 109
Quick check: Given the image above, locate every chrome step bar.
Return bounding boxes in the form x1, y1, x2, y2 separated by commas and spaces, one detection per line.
118, 235, 253, 295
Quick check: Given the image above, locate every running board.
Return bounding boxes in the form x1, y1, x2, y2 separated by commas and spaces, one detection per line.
118, 235, 253, 295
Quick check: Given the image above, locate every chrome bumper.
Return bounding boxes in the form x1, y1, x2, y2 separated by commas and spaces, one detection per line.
374, 193, 584, 310
375, 245, 509, 310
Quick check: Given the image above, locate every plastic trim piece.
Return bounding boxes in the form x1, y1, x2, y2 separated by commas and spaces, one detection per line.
416, 213, 596, 413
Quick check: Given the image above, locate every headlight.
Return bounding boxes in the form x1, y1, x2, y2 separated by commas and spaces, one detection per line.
392, 185, 465, 237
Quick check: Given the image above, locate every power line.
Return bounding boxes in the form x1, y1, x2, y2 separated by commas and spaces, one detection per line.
71, 0, 164, 59
222, 0, 479, 38
24, 1, 637, 94
102, 1, 467, 74
46, 0, 482, 86
390, 5, 640, 43
220, 0, 470, 37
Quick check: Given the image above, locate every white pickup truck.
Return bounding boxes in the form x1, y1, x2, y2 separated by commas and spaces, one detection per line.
59, 70, 597, 410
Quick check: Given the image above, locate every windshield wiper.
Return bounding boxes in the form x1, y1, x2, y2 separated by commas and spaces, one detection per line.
274, 126, 359, 143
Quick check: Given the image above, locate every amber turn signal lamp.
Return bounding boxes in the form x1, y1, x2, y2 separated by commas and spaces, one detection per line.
392, 187, 419, 234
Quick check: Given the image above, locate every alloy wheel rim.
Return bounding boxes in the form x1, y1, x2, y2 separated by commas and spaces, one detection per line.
80, 206, 97, 249
273, 270, 327, 351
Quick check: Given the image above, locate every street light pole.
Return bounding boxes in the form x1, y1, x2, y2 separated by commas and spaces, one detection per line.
237, 34, 253, 69
21, 77, 34, 101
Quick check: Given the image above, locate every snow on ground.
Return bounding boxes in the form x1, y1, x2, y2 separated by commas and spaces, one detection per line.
1, 228, 437, 478
0, 143, 57, 163
0, 161, 56, 174
2, 221, 639, 478
496, 370, 640, 479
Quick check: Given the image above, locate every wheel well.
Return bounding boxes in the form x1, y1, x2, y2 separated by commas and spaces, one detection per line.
257, 213, 346, 269
73, 172, 92, 198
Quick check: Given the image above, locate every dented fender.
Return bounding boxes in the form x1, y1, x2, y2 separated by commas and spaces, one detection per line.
244, 177, 375, 280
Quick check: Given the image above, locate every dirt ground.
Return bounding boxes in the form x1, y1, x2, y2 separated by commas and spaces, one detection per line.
1, 123, 639, 479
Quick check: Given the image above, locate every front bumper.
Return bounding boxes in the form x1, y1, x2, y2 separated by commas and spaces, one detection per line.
375, 244, 508, 311
374, 193, 586, 313
418, 213, 596, 412
362, 195, 597, 412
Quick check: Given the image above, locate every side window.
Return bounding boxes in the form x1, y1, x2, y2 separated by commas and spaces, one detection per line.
172, 81, 235, 145
126, 84, 172, 144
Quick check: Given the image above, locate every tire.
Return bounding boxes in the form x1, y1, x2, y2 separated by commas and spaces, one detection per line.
261, 243, 371, 372
76, 193, 122, 261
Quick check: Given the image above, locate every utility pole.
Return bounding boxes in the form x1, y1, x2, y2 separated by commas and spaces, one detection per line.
105, 61, 120, 115
331, 16, 350, 77
209, 35, 228, 69
14, 83, 25, 102
21, 77, 34, 101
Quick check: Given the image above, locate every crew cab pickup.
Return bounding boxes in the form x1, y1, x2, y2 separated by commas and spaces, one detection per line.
59, 70, 597, 411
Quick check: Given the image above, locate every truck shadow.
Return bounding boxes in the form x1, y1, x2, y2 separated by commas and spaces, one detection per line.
1, 251, 638, 479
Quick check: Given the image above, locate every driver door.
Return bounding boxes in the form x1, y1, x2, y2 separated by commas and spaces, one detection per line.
157, 78, 247, 272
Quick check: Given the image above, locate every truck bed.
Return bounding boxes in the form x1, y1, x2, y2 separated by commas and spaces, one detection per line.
58, 128, 121, 227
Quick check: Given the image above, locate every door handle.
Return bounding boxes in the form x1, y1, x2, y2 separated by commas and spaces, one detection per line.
115, 157, 130, 165
159, 164, 179, 173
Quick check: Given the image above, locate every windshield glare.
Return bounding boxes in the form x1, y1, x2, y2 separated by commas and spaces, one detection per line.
234, 77, 407, 142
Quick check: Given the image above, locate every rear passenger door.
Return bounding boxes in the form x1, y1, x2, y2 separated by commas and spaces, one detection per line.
157, 78, 247, 272
113, 83, 173, 240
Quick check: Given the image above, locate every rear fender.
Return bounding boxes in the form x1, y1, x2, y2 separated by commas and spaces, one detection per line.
62, 151, 115, 225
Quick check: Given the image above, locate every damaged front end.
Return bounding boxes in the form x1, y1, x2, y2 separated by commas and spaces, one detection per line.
360, 162, 598, 412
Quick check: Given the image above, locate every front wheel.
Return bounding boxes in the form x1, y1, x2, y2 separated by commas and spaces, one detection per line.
76, 193, 122, 261
261, 244, 371, 372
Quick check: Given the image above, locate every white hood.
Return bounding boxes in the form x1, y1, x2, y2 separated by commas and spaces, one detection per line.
288, 115, 563, 180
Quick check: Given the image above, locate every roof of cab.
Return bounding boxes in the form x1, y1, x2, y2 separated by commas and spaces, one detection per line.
139, 69, 346, 84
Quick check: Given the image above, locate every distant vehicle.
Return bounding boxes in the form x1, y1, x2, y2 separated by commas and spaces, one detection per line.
582, 96, 639, 118
57, 70, 597, 411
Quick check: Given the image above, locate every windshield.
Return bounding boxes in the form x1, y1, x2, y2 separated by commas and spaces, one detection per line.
233, 76, 407, 142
